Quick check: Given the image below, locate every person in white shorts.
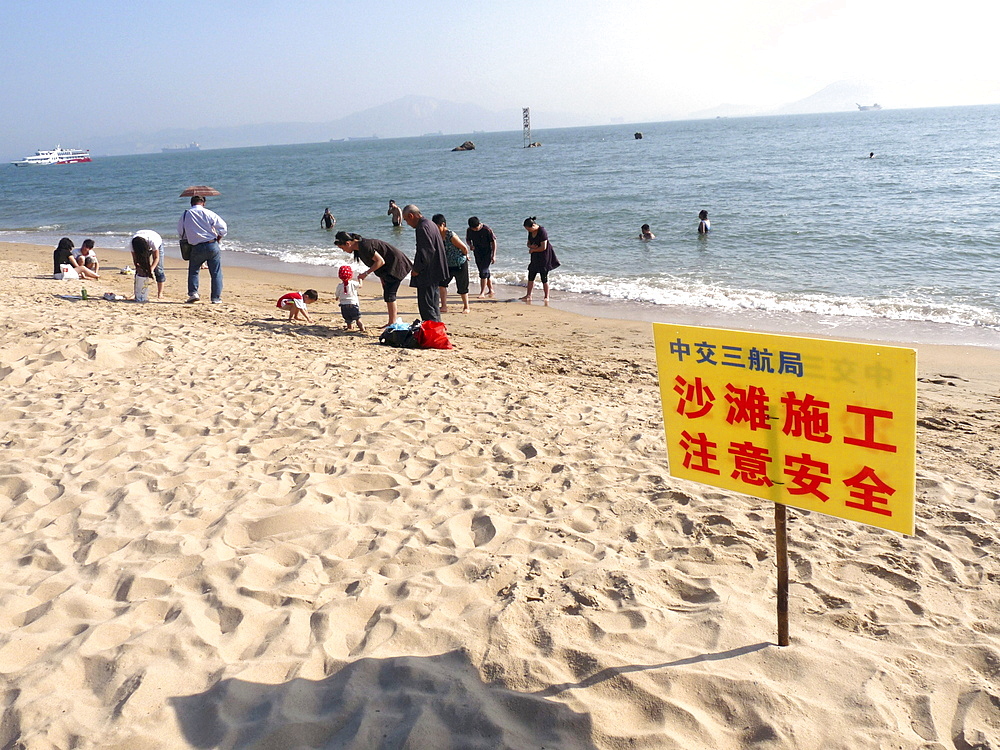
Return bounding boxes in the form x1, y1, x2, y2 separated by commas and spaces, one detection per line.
131, 230, 165, 299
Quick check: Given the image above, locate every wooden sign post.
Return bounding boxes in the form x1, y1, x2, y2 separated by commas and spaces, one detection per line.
775, 503, 789, 646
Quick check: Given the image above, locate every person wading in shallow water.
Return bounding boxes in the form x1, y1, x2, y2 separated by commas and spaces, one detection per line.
387, 200, 403, 228
321, 208, 336, 229
521, 216, 560, 303
698, 210, 711, 235
466, 216, 497, 298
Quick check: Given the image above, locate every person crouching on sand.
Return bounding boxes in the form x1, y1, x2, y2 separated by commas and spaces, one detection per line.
130, 235, 157, 302
336, 266, 364, 332
76, 239, 101, 275
277, 289, 318, 324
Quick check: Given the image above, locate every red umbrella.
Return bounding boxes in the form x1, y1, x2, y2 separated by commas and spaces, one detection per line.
179, 185, 220, 197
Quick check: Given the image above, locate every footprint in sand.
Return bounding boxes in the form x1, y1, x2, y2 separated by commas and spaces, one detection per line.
471, 515, 496, 547
589, 609, 648, 633
568, 506, 599, 534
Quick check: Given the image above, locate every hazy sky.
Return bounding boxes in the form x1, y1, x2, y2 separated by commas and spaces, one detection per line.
3, 0, 998, 155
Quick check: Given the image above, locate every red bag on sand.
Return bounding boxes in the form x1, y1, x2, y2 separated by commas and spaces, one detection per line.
415, 320, 453, 349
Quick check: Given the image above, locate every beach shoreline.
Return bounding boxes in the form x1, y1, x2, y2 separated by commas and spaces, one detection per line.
3, 239, 1000, 748
10, 239, 1000, 351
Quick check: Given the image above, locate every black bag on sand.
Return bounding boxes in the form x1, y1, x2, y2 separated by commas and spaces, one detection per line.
379, 320, 421, 348
179, 209, 192, 260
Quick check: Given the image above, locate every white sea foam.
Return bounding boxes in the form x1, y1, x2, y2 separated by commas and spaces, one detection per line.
226, 242, 343, 267
496, 271, 1000, 330
220, 246, 1000, 331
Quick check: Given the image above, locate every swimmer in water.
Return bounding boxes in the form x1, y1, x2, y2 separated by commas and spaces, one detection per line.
698, 210, 711, 235
638, 224, 655, 240
387, 200, 403, 227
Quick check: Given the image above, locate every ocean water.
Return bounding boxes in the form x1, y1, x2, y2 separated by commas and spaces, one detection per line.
4, 104, 1000, 346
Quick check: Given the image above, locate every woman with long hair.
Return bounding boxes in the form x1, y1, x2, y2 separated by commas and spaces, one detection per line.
130, 235, 155, 302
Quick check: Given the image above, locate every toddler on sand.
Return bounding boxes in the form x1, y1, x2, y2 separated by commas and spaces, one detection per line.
276, 289, 318, 324
336, 265, 364, 332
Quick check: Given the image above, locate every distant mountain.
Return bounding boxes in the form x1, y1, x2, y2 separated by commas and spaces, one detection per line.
772, 81, 881, 115
81, 96, 591, 158
687, 80, 883, 120
331, 96, 515, 140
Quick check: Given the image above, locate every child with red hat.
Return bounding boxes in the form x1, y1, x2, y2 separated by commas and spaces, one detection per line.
336, 265, 364, 332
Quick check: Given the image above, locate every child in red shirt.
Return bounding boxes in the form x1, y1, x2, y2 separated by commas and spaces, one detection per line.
277, 289, 318, 324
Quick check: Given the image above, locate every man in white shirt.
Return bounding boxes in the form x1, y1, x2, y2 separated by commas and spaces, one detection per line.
132, 229, 165, 299
178, 195, 228, 304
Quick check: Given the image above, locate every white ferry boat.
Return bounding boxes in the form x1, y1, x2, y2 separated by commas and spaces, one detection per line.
11, 146, 92, 166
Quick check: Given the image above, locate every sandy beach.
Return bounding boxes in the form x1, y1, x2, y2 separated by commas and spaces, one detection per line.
2, 240, 1000, 749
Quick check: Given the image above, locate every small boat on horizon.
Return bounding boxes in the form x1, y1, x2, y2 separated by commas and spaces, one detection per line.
857, 103, 883, 111
12, 146, 92, 166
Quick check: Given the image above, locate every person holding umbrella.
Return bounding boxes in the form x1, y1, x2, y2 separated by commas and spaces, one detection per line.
178, 189, 227, 304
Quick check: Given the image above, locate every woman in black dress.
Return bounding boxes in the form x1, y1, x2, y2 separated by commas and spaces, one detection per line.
521, 217, 560, 303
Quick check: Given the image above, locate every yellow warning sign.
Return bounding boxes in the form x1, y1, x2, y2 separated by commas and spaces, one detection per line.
654, 324, 916, 534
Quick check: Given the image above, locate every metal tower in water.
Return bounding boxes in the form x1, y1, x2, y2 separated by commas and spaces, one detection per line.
522, 107, 531, 148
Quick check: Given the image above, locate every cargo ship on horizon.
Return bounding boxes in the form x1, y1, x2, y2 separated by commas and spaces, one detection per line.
161, 142, 201, 153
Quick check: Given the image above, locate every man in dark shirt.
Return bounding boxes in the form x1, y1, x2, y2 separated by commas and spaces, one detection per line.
466, 217, 497, 297
403, 204, 448, 321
